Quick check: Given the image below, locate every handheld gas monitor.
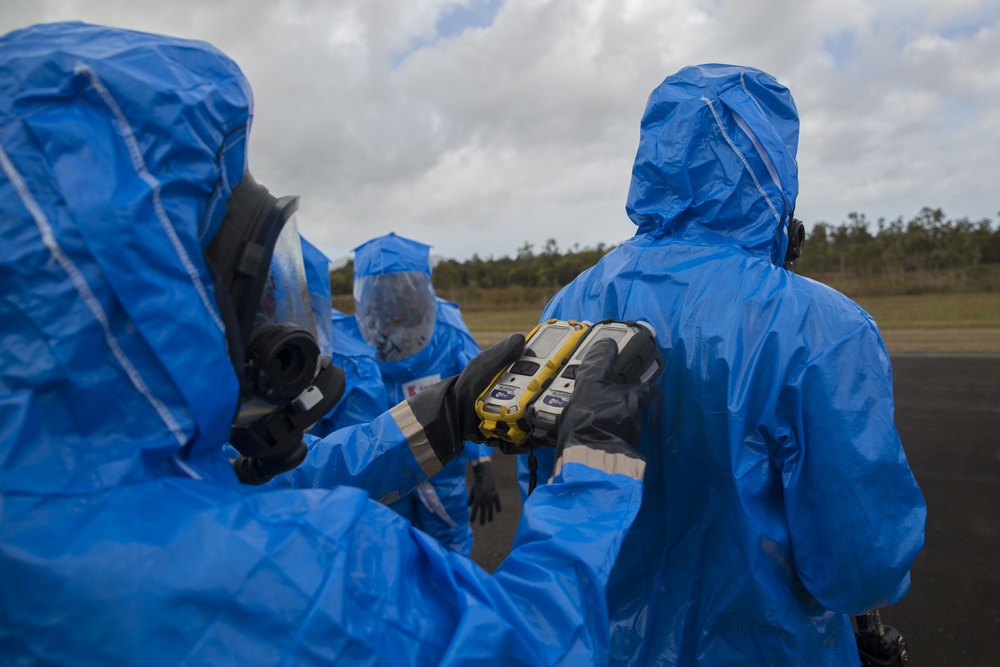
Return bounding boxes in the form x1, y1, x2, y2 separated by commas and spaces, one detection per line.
475, 319, 590, 447
525, 320, 663, 445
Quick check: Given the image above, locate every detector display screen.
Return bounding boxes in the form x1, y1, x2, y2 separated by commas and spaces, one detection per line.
524, 325, 570, 359
575, 327, 627, 359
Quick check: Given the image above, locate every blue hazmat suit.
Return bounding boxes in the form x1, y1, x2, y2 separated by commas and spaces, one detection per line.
517, 64, 927, 665
308, 310, 389, 436
299, 236, 336, 359
0, 22, 645, 665
322, 233, 494, 555
298, 237, 389, 435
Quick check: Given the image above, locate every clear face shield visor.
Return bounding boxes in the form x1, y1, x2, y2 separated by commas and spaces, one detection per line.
235, 214, 330, 424
354, 271, 436, 361
254, 215, 321, 338
205, 171, 345, 484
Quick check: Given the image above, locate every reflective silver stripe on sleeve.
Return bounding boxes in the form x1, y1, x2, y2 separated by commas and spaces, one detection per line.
390, 401, 443, 478
551, 444, 646, 481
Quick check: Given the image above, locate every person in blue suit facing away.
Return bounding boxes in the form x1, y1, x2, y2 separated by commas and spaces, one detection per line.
518, 64, 926, 665
0, 22, 655, 666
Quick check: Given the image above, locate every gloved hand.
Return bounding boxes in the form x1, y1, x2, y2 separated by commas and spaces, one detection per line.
468, 459, 501, 525
556, 337, 655, 462
404, 333, 526, 468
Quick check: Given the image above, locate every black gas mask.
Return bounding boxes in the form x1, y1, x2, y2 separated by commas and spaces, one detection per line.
783, 214, 805, 270
205, 172, 345, 484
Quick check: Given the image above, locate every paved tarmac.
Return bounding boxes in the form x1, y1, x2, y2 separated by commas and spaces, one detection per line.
468, 354, 1000, 665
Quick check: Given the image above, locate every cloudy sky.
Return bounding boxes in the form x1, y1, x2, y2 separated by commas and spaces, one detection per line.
2, 0, 998, 264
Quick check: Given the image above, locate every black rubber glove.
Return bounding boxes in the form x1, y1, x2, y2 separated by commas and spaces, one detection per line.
468, 459, 501, 525
405, 333, 526, 467
556, 338, 655, 460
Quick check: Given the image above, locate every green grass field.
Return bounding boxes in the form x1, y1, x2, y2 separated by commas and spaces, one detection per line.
854, 292, 1000, 329
855, 293, 1000, 353
460, 293, 1000, 353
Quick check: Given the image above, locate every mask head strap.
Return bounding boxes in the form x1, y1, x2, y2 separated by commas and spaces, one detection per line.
784, 214, 805, 270
206, 171, 301, 346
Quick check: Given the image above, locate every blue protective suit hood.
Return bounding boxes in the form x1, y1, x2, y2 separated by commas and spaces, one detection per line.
352, 232, 437, 361
626, 64, 799, 266
0, 22, 251, 493
300, 236, 334, 358
353, 232, 433, 277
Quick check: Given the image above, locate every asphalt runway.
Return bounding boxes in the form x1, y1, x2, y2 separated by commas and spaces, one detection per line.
468, 354, 1000, 666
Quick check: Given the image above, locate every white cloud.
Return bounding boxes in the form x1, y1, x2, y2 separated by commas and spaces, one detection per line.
2, 0, 997, 263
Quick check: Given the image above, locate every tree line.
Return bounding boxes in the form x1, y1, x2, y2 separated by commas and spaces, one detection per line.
794, 208, 1000, 278
329, 208, 1000, 295
329, 239, 614, 295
